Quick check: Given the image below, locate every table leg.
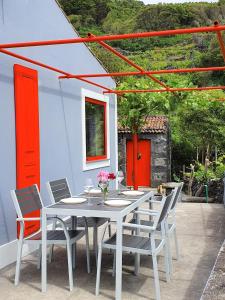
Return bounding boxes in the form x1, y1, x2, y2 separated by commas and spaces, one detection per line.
72, 216, 77, 269
41, 209, 47, 292
134, 212, 140, 275
115, 218, 123, 300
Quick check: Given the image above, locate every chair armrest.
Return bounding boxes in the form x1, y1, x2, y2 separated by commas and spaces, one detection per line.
17, 217, 59, 222
16, 217, 40, 222
133, 209, 159, 216
122, 222, 154, 232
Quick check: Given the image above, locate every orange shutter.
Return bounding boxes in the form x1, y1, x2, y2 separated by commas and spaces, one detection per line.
14, 64, 40, 237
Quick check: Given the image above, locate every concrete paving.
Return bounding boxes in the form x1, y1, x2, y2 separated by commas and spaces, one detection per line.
0, 202, 225, 300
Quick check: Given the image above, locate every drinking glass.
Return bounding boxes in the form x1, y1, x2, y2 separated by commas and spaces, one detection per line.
84, 178, 94, 205
117, 170, 124, 194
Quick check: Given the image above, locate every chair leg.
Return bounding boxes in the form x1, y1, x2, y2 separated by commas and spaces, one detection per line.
173, 228, 179, 260
85, 231, 91, 273
108, 223, 112, 237
93, 226, 98, 264
163, 244, 170, 282
95, 243, 103, 296
48, 245, 54, 263
48, 218, 57, 263
167, 234, 173, 275
165, 223, 173, 275
112, 251, 116, 277
67, 243, 74, 292
152, 254, 161, 300
15, 239, 23, 286
72, 243, 76, 270
37, 245, 41, 270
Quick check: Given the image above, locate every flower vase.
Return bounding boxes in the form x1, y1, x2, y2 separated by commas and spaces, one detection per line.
103, 189, 108, 202
99, 181, 109, 203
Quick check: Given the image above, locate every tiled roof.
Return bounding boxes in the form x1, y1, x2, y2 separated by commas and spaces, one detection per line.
118, 116, 168, 134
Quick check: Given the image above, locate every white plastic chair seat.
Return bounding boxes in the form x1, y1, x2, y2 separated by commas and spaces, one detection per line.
103, 233, 163, 254
26, 229, 85, 244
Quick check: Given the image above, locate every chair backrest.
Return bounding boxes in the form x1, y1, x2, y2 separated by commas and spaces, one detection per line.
153, 192, 174, 229
46, 178, 71, 203
11, 184, 43, 219
170, 182, 184, 211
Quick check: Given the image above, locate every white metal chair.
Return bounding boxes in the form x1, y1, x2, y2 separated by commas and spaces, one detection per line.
46, 178, 111, 262
148, 182, 184, 262
129, 183, 183, 263
11, 184, 90, 291
96, 192, 174, 300
166, 182, 183, 261
125, 184, 183, 277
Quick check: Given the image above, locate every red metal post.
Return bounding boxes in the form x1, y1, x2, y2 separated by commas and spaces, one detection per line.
104, 85, 225, 94
0, 48, 112, 92
59, 65, 225, 79
132, 133, 138, 190
88, 33, 170, 90
1, 25, 225, 49
214, 22, 225, 62
216, 31, 225, 61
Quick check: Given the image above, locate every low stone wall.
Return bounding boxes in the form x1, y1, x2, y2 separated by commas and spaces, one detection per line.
184, 178, 224, 203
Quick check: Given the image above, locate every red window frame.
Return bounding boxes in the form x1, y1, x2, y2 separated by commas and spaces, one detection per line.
85, 97, 107, 162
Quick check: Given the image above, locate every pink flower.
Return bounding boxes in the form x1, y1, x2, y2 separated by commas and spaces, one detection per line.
97, 170, 109, 183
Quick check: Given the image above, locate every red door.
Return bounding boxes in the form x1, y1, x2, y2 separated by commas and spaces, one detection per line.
14, 64, 40, 237
126, 139, 151, 187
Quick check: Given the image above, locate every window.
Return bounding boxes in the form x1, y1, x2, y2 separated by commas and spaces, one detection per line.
85, 97, 107, 161
82, 89, 110, 170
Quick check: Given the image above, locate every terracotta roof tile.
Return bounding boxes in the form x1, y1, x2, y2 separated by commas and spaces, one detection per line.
118, 116, 168, 134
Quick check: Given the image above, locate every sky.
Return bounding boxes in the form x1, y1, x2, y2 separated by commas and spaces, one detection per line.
142, 0, 218, 4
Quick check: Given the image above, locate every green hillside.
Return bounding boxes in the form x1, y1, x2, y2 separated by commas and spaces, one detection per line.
59, 0, 225, 177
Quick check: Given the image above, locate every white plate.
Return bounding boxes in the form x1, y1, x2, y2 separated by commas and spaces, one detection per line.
85, 188, 102, 195
122, 191, 144, 196
60, 197, 87, 204
105, 200, 131, 207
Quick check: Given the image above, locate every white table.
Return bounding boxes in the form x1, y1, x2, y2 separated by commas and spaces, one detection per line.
41, 190, 153, 299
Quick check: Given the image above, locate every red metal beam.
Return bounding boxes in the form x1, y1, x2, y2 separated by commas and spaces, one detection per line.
0, 48, 112, 92
104, 86, 225, 94
59, 65, 225, 79
1, 25, 225, 49
88, 33, 170, 90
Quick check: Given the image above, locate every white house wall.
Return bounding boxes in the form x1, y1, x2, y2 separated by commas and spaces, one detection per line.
0, 0, 117, 252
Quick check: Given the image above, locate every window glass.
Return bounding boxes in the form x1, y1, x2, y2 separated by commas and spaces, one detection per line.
85, 98, 106, 160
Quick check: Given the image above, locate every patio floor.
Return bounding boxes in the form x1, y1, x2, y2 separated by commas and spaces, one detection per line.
0, 202, 225, 300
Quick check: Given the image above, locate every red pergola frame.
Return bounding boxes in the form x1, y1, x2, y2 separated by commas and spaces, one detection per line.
1, 22, 225, 190
0, 21, 225, 95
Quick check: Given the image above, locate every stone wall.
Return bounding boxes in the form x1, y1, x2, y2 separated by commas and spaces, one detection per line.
118, 130, 171, 187
187, 178, 225, 203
